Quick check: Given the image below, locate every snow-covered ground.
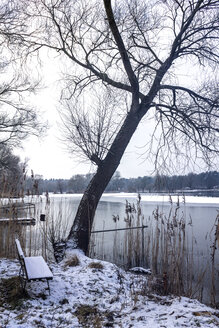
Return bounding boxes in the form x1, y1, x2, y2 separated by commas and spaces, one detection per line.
0, 251, 218, 328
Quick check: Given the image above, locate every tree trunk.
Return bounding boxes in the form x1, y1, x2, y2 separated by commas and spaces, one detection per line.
67, 108, 144, 253
66, 40, 173, 254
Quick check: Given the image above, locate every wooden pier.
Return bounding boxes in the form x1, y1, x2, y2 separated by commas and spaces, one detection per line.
0, 217, 36, 225
0, 202, 36, 225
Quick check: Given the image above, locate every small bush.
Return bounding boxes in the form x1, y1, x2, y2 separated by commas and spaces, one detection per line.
64, 255, 80, 267
88, 262, 104, 270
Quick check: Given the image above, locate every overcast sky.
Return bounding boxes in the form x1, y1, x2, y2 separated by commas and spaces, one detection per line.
17, 135, 155, 180
16, 112, 156, 179
14, 50, 217, 180
14, 53, 157, 179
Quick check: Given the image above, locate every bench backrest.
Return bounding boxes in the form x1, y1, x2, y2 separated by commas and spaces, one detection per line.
15, 239, 28, 278
15, 239, 25, 260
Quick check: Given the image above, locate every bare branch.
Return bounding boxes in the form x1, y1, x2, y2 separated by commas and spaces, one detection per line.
60, 86, 125, 166
103, 0, 139, 98
0, 2, 45, 148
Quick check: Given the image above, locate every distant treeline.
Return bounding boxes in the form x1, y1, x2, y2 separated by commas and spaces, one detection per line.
25, 171, 219, 194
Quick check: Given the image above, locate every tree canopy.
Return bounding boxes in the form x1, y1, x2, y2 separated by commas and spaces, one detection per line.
0, 1, 45, 149
4, 0, 219, 167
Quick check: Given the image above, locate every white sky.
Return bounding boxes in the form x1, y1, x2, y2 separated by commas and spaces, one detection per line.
14, 50, 218, 180
5, 1, 217, 180
16, 114, 156, 179
14, 52, 156, 179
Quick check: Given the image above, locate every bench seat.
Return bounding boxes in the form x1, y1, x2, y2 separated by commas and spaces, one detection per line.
24, 256, 53, 280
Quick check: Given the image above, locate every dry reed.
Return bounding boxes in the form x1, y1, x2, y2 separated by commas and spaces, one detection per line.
90, 195, 218, 306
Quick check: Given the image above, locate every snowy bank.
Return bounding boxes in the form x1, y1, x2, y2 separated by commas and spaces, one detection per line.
0, 251, 218, 328
34, 192, 219, 206
101, 193, 219, 206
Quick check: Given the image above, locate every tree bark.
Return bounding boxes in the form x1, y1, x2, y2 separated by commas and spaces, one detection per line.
67, 107, 145, 253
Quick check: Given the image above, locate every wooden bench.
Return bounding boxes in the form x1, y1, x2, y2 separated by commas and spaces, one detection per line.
15, 239, 53, 294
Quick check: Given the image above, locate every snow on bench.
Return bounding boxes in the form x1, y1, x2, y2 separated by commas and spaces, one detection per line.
24, 256, 53, 280
15, 239, 53, 293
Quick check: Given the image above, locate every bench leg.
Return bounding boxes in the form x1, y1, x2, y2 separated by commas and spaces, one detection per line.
19, 275, 26, 292
23, 280, 27, 292
47, 280, 50, 295
18, 268, 26, 292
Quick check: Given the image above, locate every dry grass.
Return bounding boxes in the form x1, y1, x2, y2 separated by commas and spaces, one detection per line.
0, 175, 72, 262
123, 197, 206, 299
64, 254, 80, 267
90, 195, 218, 306
75, 304, 105, 328
0, 170, 37, 259
0, 276, 29, 309
0, 201, 34, 259
88, 262, 104, 270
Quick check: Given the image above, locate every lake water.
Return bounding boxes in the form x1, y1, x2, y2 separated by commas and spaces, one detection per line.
91, 193, 219, 264
43, 192, 219, 304
1, 192, 218, 304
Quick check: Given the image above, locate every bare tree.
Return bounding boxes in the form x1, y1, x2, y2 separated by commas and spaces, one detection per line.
8, 0, 219, 254
0, 76, 44, 147
0, 144, 21, 172
0, 0, 45, 148
60, 87, 125, 166
0, 144, 24, 195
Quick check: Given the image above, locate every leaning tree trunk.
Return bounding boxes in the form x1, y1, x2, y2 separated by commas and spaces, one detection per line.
66, 55, 172, 255
67, 109, 144, 254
